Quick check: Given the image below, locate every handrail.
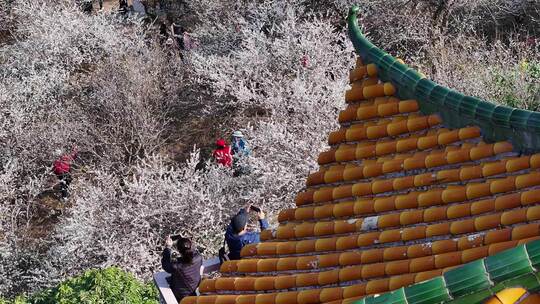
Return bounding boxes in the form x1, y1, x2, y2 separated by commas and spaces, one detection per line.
348, 6, 540, 153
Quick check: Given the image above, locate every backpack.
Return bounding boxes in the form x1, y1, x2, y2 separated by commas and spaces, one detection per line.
218, 239, 230, 265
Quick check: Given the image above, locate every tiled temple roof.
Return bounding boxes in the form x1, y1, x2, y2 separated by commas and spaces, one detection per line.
181, 6, 540, 304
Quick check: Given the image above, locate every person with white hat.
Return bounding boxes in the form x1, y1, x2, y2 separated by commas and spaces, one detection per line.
230, 130, 250, 158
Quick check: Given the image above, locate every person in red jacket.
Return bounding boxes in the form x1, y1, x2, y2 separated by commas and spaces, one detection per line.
53, 147, 78, 200
212, 139, 232, 167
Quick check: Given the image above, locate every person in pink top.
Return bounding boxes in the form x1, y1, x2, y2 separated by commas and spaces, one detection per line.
52, 147, 78, 200
212, 139, 232, 167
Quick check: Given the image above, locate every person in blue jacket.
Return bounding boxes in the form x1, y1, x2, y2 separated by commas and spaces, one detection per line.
225, 204, 269, 260
231, 131, 250, 158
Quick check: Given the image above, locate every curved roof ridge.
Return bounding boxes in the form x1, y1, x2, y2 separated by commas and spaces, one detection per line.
347, 6, 540, 154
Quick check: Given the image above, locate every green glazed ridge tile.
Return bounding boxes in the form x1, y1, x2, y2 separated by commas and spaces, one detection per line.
444, 259, 491, 298
526, 239, 540, 269
485, 244, 534, 283
404, 276, 451, 304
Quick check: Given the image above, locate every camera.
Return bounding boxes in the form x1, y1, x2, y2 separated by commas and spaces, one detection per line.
249, 205, 261, 213
170, 234, 182, 241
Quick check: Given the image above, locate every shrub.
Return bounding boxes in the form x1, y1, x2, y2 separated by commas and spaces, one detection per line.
1, 267, 157, 304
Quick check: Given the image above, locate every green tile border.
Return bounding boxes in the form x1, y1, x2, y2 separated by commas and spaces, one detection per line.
347, 6, 540, 153
352, 239, 540, 304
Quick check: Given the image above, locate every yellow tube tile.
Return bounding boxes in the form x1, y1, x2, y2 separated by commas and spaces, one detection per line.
371, 179, 393, 194
446, 148, 472, 164
457, 233, 484, 250
314, 222, 335, 236
366, 124, 388, 139
296, 272, 319, 287
426, 222, 451, 237
295, 207, 314, 221
432, 239, 457, 254
460, 166, 483, 180
418, 189, 444, 207
382, 159, 403, 174
343, 166, 364, 181
450, 219, 475, 235
466, 183, 492, 200
319, 253, 341, 268
235, 278, 256, 291
196, 295, 217, 304
526, 205, 540, 221
470, 144, 494, 160
255, 294, 276, 304
471, 199, 496, 215
354, 199, 375, 214
462, 246, 489, 263
357, 232, 381, 246
324, 169, 344, 184
361, 248, 384, 263
521, 189, 540, 205
395, 192, 420, 209
410, 256, 435, 273
531, 154, 540, 168
276, 257, 298, 271
398, 100, 419, 113
315, 238, 337, 252
387, 120, 409, 136
383, 246, 407, 261
275, 291, 298, 304
257, 259, 278, 273
512, 224, 540, 240
237, 260, 258, 273
333, 201, 355, 217
276, 225, 295, 240
378, 229, 401, 243
435, 251, 462, 269
296, 239, 316, 254
402, 226, 426, 241
506, 156, 530, 172
320, 287, 343, 303
403, 156, 426, 170
355, 145, 376, 159
199, 279, 216, 293
484, 228, 512, 245
215, 278, 236, 291
318, 269, 340, 286
495, 193, 522, 211
442, 186, 467, 203
339, 265, 363, 283
357, 105, 378, 120
389, 274, 416, 291
407, 243, 432, 258
366, 278, 390, 295
307, 171, 325, 186
313, 188, 334, 203
385, 260, 410, 276
488, 240, 518, 255
447, 203, 471, 219
396, 137, 418, 153
276, 242, 296, 255
501, 208, 528, 225
407, 116, 429, 132
363, 163, 383, 177
340, 251, 363, 266
493, 142, 513, 154
516, 172, 540, 189
475, 213, 502, 231
362, 263, 386, 279
220, 260, 238, 272
375, 140, 397, 156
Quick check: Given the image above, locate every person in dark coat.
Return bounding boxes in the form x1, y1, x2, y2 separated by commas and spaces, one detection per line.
225, 205, 269, 260
162, 236, 203, 302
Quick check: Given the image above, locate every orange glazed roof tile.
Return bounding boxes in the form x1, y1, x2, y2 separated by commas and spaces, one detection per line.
182, 6, 540, 304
